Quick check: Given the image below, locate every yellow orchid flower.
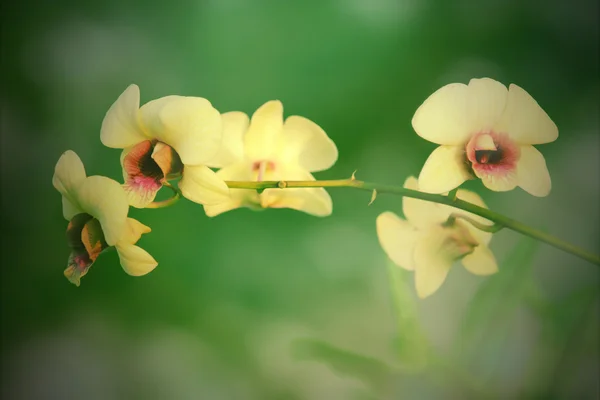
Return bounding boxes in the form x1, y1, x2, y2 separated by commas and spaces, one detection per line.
53, 150, 157, 286
203, 100, 338, 217
412, 78, 558, 196
376, 177, 498, 299
100, 84, 230, 208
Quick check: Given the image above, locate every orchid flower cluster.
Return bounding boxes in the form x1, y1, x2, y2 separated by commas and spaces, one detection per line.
54, 77, 575, 297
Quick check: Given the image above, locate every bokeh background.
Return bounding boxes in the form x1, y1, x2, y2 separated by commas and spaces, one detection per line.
1, 0, 599, 399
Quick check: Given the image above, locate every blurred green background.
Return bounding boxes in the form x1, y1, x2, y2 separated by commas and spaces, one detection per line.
1, 0, 599, 399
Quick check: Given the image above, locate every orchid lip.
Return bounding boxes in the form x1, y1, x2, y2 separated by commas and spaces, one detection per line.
123, 140, 184, 204
64, 213, 109, 286
465, 131, 520, 178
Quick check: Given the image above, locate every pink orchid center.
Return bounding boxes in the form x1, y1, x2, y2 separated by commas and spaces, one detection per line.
64, 213, 109, 286
123, 140, 183, 193
252, 160, 276, 182
465, 131, 520, 176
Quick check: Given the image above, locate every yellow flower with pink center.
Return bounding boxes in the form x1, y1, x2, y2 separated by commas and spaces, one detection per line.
412, 78, 558, 196
101, 84, 230, 208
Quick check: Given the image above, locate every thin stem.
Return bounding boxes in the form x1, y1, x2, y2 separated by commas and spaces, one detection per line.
225, 178, 600, 266
449, 213, 504, 233
146, 182, 181, 209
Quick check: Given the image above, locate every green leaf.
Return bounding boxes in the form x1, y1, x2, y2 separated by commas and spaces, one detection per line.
386, 261, 430, 369
454, 236, 540, 368
291, 337, 394, 396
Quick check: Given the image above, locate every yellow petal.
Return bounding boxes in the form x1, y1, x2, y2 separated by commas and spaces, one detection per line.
115, 243, 157, 276
494, 84, 558, 145
461, 244, 498, 275
139, 95, 222, 165
451, 192, 493, 245
179, 165, 230, 205
376, 211, 418, 270
203, 198, 246, 217
413, 228, 454, 298
278, 116, 338, 172
261, 187, 332, 217
120, 218, 151, 244
100, 84, 148, 148
516, 145, 551, 197
260, 166, 332, 217
411, 82, 471, 145
403, 176, 493, 245
203, 162, 257, 217
74, 176, 129, 246
62, 195, 83, 221
206, 111, 249, 168
402, 176, 448, 228
53, 150, 86, 200
418, 145, 471, 194
244, 100, 284, 160
466, 78, 508, 133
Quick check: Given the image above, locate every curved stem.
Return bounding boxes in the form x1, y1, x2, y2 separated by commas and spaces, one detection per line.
449, 213, 504, 233
146, 182, 181, 209
225, 178, 600, 266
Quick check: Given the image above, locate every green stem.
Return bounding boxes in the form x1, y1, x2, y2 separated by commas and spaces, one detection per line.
146, 182, 181, 209
449, 213, 504, 233
225, 178, 600, 266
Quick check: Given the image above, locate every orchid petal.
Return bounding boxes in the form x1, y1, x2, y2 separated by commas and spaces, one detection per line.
461, 244, 498, 275
53, 150, 86, 201
74, 176, 129, 246
140, 95, 222, 165
61, 196, 83, 221
376, 211, 418, 270
179, 165, 230, 205
115, 243, 157, 276
244, 100, 284, 160
261, 186, 332, 217
413, 228, 454, 298
259, 166, 332, 217
100, 84, 148, 148
466, 78, 508, 133
412, 83, 471, 145
278, 116, 338, 172
202, 162, 258, 217
451, 192, 493, 245
418, 145, 471, 194
516, 145, 551, 197
402, 176, 448, 228
206, 111, 249, 168
494, 84, 558, 144
120, 218, 151, 244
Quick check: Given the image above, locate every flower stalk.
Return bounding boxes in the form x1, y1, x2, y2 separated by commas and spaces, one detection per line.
146, 182, 181, 209
225, 177, 600, 266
